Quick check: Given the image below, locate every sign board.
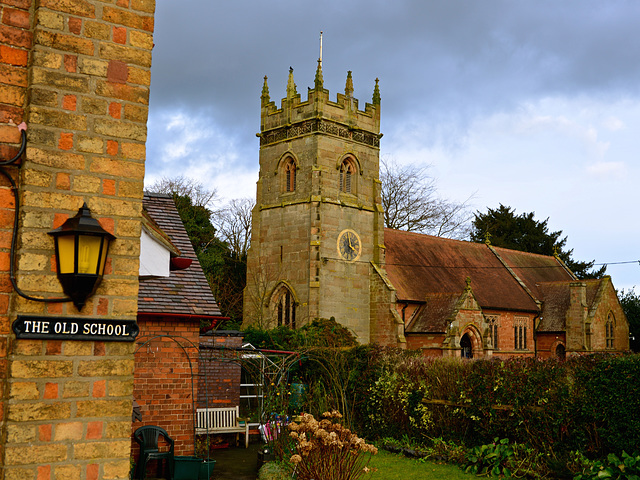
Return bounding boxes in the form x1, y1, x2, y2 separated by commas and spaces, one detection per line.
13, 316, 139, 342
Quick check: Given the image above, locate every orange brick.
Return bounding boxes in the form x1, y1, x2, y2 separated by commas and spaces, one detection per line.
92, 380, 106, 398
0, 251, 9, 272
0, 45, 28, 66
3, 7, 30, 29
87, 464, 99, 480
44, 382, 58, 399
39, 424, 52, 442
56, 172, 70, 190
68, 17, 82, 35
58, 132, 73, 150
117, 0, 130, 7
46, 340, 61, 355
46, 302, 63, 315
102, 178, 115, 196
37, 465, 51, 480
86, 421, 102, 439
97, 297, 108, 315
62, 94, 76, 111
113, 26, 126, 44
64, 54, 77, 73
108, 102, 121, 119
106, 139, 118, 155
99, 217, 114, 235
94, 342, 105, 356
53, 213, 68, 229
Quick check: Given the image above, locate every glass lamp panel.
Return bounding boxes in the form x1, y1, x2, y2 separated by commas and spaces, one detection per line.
56, 235, 76, 274
97, 238, 110, 275
77, 235, 102, 274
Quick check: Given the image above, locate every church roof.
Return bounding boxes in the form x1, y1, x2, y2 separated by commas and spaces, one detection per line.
138, 193, 223, 318
406, 292, 462, 333
384, 228, 575, 313
536, 279, 604, 332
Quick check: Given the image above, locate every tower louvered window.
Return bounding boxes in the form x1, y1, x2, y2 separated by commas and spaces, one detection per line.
340, 160, 354, 194
284, 158, 296, 192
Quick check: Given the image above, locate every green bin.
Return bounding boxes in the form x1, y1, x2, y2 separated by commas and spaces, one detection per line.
199, 460, 216, 479
174, 456, 201, 480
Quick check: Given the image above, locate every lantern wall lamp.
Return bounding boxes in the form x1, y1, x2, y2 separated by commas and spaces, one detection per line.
0, 124, 115, 311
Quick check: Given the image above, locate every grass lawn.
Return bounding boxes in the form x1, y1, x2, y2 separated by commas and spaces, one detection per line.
368, 449, 470, 480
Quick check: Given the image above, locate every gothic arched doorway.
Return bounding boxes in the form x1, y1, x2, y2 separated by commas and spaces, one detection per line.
555, 343, 566, 361
460, 333, 473, 359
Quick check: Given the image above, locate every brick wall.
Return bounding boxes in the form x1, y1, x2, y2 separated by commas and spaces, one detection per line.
1, 0, 156, 478
198, 332, 243, 409
0, 2, 31, 473
134, 316, 199, 457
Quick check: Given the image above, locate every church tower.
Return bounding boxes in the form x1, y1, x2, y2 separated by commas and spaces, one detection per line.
243, 58, 383, 343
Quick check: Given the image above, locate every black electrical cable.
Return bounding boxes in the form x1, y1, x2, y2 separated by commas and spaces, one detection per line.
0, 125, 70, 303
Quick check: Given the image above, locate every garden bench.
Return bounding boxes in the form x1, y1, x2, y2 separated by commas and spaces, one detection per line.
195, 406, 249, 448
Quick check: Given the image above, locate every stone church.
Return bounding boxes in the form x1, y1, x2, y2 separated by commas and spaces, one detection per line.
242, 62, 629, 359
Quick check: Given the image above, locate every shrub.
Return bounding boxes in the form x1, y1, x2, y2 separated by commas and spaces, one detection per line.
574, 452, 640, 480
286, 411, 378, 480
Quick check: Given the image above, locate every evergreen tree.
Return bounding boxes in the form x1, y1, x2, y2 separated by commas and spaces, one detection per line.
471, 204, 606, 279
619, 288, 640, 352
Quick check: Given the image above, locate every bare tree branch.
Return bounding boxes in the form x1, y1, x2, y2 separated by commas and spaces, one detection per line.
213, 198, 254, 259
147, 175, 219, 209
380, 158, 474, 240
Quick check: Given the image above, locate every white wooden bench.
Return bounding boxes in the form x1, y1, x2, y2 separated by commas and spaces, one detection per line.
195, 406, 249, 448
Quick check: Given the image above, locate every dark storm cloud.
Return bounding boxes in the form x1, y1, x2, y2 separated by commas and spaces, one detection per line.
145, 0, 640, 290
150, 0, 640, 114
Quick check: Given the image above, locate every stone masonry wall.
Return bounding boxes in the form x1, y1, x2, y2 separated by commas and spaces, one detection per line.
0, 0, 155, 478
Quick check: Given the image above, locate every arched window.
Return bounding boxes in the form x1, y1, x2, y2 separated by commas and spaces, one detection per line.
460, 333, 473, 359
606, 313, 615, 349
514, 316, 527, 350
273, 285, 296, 328
283, 157, 296, 193
339, 158, 356, 194
485, 315, 499, 349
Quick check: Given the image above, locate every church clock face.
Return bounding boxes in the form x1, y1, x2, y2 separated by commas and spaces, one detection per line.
337, 229, 361, 262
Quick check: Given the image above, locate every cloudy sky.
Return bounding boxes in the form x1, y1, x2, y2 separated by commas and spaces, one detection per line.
144, 0, 639, 291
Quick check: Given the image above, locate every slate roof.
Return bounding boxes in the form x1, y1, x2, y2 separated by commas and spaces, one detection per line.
537, 279, 603, 332
138, 193, 223, 318
384, 228, 575, 315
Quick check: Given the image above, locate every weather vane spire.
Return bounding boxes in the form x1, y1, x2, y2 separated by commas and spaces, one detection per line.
319, 31, 323, 67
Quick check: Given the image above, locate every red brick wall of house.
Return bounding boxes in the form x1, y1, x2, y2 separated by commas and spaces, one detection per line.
133, 316, 200, 456
198, 332, 243, 409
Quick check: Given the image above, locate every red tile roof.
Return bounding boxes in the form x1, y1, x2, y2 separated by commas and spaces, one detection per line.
384, 228, 575, 313
138, 193, 222, 318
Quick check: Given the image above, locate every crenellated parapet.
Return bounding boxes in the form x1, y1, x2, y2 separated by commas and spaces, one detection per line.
259, 66, 381, 148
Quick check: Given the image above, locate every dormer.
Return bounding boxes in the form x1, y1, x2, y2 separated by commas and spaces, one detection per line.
139, 209, 191, 278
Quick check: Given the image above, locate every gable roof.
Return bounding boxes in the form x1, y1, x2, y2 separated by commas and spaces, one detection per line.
537, 278, 605, 332
406, 292, 462, 333
384, 228, 575, 313
138, 193, 222, 318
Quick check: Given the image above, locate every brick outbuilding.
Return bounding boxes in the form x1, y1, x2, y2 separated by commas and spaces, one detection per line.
134, 192, 226, 455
